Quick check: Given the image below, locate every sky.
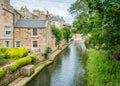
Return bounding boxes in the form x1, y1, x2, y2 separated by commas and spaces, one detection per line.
10, 0, 76, 24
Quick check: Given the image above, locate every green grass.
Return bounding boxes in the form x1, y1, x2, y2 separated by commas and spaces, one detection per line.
86, 49, 120, 86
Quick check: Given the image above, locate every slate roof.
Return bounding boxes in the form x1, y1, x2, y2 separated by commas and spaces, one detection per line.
15, 20, 46, 28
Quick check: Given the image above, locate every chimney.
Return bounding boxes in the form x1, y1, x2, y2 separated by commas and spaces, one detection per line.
46, 10, 49, 15
33, 9, 40, 17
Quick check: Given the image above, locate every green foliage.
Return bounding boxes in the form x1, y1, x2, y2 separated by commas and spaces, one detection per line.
42, 47, 52, 59
29, 54, 37, 62
10, 54, 37, 73
68, 0, 88, 15
0, 47, 8, 53
0, 54, 4, 64
7, 48, 28, 59
62, 26, 72, 42
0, 68, 6, 79
0, 47, 28, 60
51, 25, 63, 45
87, 49, 120, 86
69, 1, 120, 85
0, 47, 9, 59
69, 0, 120, 49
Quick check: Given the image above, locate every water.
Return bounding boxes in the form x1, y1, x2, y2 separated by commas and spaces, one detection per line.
27, 43, 87, 86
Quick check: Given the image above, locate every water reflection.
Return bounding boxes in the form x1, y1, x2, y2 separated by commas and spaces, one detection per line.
27, 43, 87, 86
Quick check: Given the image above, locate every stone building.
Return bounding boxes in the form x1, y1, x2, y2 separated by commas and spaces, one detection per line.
18, 6, 38, 20
33, 9, 47, 20
0, 0, 22, 47
0, 0, 56, 53
50, 15, 65, 28
14, 19, 52, 52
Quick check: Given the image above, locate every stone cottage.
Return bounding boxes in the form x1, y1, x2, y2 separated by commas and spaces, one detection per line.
14, 19, 52, 53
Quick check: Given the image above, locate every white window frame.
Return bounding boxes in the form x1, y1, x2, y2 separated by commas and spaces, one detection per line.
4, 41, 10, 47
32, 41, 38, 48
5, 26, 11, 36
15, 41, 21, 47
32, 28, 38, 37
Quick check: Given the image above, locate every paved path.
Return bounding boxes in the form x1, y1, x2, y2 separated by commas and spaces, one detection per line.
72, 34, 83, 41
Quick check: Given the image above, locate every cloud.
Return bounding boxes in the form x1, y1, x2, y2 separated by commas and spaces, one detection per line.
10, 0, 76, 24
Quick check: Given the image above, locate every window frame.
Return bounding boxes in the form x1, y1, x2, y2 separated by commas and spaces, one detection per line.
15, 41, 21, 47
5, 26, 11, 36
32, 41, 38, 48
4, 41, 9, 47
32, 28, 38, 36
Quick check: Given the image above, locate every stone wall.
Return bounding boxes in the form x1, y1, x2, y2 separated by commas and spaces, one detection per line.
0, 65, 21, 86
0, 64, 34, 86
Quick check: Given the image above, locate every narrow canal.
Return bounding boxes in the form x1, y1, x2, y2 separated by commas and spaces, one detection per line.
27, 42, 87, 86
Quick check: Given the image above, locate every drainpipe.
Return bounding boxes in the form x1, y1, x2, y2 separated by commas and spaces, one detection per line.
2, 8, 15, 47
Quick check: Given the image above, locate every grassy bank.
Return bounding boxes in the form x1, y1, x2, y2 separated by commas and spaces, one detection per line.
86, 49, 120, 86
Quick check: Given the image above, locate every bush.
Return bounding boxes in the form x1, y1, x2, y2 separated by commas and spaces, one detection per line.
0, 54, 4, 64
0, 47, 8, 53
18, 48, 28, 57
0, 47, 10, 59
10, 54, 36, 73
29, 54, 37, 62
0, 68, 6, 79
7, 48, 28, 59
42, 47, 52, 59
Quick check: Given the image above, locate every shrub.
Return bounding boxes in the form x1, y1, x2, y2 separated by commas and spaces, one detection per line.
29, 54, 37, 62
7, 48, 28, 59
0, 47, 8, 53
18, 48, 28, 57
0, 68, 6, 79
10, 63, 19, 73
26, 57, 32, 64
0, 47, 10, 59
10, 54, 36, 73
0, 54, 4, 64
0, 47, 28, 59
42, 47, 52, 59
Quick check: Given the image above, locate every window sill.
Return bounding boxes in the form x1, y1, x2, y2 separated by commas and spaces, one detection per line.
31, 36, 39, 37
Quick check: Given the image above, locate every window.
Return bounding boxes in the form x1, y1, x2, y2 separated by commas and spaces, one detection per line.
5, 26, 11, 36
33, 41, 38, 48
32, 28, 38, 36
4, 41, 9, 47
15, 41, 21, 47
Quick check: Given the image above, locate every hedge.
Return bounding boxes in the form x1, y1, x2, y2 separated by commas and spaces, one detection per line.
0, 68, 6, 79
10, 54, 37, 73
0, 47, 28, 59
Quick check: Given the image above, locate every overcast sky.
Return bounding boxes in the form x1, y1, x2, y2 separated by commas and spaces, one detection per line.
10, 0, 76, 24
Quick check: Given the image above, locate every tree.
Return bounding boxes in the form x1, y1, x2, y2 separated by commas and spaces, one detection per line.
51, 25, 63, 47
42, 47, 52, 59
62, 26, 72, 42
69, 0, 120, 52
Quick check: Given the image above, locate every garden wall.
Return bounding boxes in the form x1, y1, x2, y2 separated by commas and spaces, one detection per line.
0, 65, 21, 86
